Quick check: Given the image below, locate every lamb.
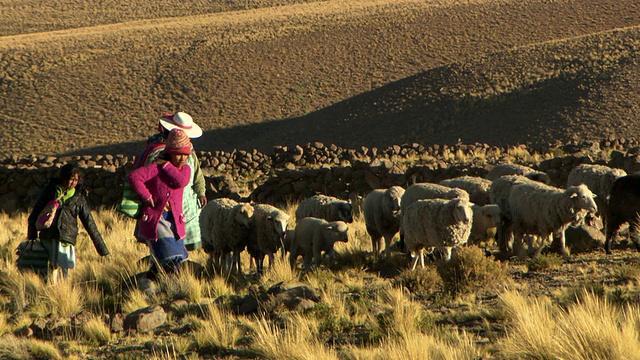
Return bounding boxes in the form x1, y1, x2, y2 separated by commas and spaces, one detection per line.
440, 176, 493, 206
295, 194, 353, 224
400, 182, 469, 215
403, 198, 473, 270
487, 164, 551, 184
567, 163, 627, 232
605, 174, 640, 254
363, 186, 405, 256
289, 217, 349, 270
508, 182, 597, 260
199, 198, 254, 273
469, 204, 501, 246
246, 203, 290, 274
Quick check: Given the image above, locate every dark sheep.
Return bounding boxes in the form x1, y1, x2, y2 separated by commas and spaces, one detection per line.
606, 174, 640, 254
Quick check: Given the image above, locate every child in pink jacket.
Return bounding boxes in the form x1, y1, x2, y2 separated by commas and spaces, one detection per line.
127, 129, 192, 290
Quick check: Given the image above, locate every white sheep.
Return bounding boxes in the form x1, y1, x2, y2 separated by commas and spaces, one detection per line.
440, 176, 492, 206
402, 198, 473, 270
566, 163, 626, 232
363, 186, 405, 256
289, 217, 349, 270
247, 203, 290, 274
508, 182, 597, 260
295, 194, 353, 223
488, 175, 538, 256
487, 164, 550, 184
469, 204, 501, 246
199, 198, 254, 273
400, 182, 469, 215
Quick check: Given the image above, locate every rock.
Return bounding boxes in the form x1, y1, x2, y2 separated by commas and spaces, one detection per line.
14, 326, 33, 338
70, 310, 94, 328
124, 306, 167, 333
283, 297, 317, 311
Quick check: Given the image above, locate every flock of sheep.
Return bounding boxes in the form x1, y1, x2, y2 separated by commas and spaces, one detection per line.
198, 162, 640, 273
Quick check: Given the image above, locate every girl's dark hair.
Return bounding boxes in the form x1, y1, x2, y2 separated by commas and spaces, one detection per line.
59, 164, 79, 183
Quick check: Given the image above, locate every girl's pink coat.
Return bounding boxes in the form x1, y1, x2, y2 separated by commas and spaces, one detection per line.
127, 162, 191, 241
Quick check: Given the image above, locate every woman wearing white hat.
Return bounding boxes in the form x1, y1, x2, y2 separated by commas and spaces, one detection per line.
135, 112, 207, 252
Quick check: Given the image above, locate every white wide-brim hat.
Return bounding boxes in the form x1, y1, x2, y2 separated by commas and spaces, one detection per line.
159, 112, 203, 138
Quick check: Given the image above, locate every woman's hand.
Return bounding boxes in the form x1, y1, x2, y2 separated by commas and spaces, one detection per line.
143, 197, 155, 208
198, 196, 208, 209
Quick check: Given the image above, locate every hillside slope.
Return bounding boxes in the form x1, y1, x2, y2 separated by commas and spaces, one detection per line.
1, 0, 640, 157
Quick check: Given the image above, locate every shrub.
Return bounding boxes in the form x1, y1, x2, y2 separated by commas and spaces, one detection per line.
527, 253, 563, 272
436, 246, 507, 296
392, 267, 441, 295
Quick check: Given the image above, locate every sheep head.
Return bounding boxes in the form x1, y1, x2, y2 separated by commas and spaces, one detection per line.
234, 203, 254, 227
383, 186, 404, 218
268, 212, 290, 239
327, 221, 349, 243
567, 184, 598, 214
337, 202, 353, 223
451, 199, 473, 224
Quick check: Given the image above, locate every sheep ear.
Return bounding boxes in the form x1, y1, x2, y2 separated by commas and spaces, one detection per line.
570, 192, 578, 199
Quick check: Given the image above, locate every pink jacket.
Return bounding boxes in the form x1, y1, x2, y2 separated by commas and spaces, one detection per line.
127, 162, 191, 241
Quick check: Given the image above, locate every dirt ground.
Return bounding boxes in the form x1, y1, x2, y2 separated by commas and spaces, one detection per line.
1, 0, 640, 157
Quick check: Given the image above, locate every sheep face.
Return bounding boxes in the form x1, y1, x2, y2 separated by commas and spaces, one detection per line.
268, 213, 290, 239
337, 203, 354, 223
481, 204, 501, 228
452, 200, 473, 224
383, 186, 404, 217
327, 221, 349, 243
234, 203, 254, 228
568, 184, 598, 214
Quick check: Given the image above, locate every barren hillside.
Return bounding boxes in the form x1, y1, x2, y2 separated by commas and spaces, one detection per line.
1, 0, 640, 157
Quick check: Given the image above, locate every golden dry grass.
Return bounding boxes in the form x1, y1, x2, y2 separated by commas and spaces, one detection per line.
2, 206, 640, 357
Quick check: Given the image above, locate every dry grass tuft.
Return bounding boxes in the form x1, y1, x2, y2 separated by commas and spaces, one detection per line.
500, 289, 640, 359
193, 303, 243, 353
82, 317, 111, 346
246, 314, 339, 360
43, 279, 85, 318
160, 266, 204, 303
527, 253, 563, 272
392, 267, 442, 294
436, 246, 507, 296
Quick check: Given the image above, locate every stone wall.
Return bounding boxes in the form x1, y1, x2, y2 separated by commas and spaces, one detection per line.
2, 137, 639, 213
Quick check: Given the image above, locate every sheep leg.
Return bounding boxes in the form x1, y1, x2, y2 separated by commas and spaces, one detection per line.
497, 218, 514, 258
232, 251, 242, 274
558, 229, 570, 260
303, 252, 313, 270
512, 229, 527, 261
382, 235, 394, 257
268, 253, 275, 269
605, 217, 624, 254
410, 250, 421, 271
255, 254, 264, 275
630, 220, 640, 252
371, 235, 382, 256
289, 251, 297, 269
443, 247, 453, 261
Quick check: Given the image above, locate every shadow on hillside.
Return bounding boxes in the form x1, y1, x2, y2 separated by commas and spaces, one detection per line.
64, 65, 590, 157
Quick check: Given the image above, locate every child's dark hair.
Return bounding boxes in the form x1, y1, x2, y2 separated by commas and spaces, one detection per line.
59, 164, 79, 183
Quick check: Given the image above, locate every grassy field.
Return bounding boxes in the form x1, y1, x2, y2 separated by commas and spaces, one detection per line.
2, 0, 640, 157
3, 203, 640, 359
